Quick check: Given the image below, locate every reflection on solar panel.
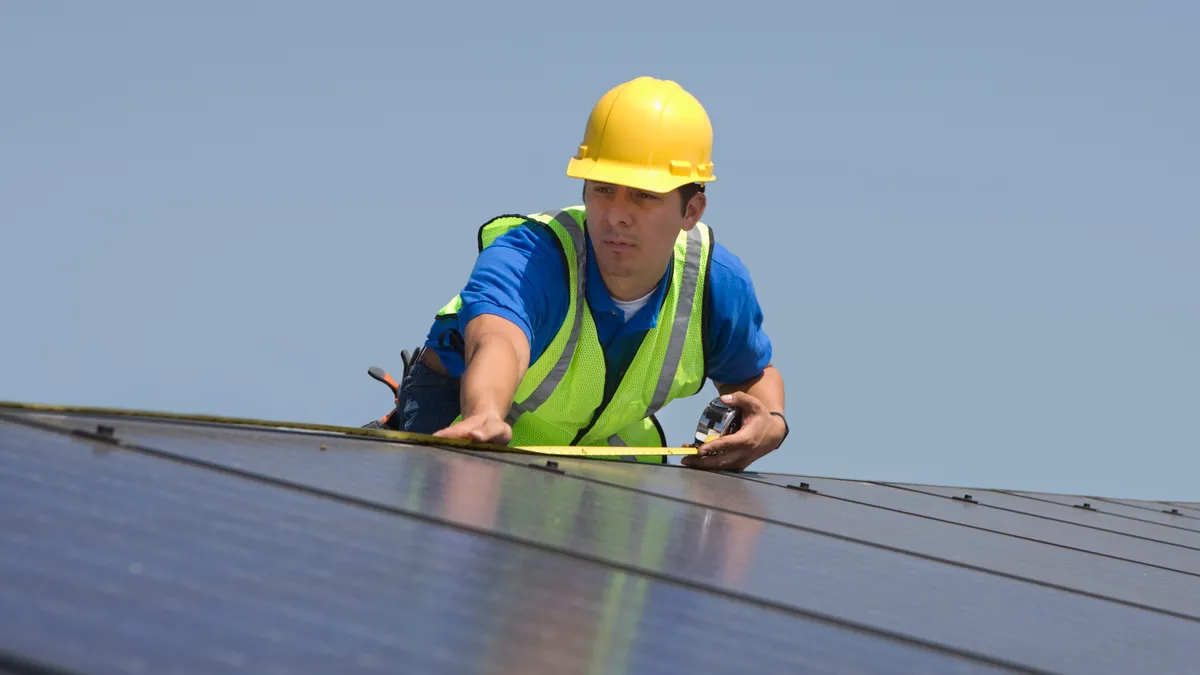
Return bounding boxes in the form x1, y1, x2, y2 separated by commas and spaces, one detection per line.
2, 408, 1198, 674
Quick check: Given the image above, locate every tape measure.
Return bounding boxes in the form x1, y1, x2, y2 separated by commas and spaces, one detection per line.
690, 397, 743, 447
0, 401, 699, 458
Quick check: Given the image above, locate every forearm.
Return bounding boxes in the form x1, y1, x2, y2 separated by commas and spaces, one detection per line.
459, 316, 530, 419
718, 364, 785, 414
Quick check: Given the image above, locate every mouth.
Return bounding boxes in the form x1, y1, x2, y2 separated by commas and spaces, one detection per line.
602, 238, 636, 251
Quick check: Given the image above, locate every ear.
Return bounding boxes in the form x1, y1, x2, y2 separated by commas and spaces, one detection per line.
681, 191, 706, 231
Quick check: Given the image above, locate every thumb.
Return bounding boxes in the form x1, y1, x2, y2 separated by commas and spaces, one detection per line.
720, 391, 762, 413
695, 422, 745, 455
696, 434, 732, 456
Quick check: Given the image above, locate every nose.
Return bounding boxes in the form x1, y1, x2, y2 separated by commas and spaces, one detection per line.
604, 189, 636, 228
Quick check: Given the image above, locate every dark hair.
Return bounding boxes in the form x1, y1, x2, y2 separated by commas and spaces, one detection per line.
677, 182, 705, 216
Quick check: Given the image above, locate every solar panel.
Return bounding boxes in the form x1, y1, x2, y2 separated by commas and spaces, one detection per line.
3, 409, 1200, 675
752, 473, 1200, 575
2, 418, 1029, 675
876, 481, 1200, 545
464, 456, 1200, 619
993, 489, 1200, 528
1076, 495, 1200, 521
9, 410, 1200, 672
1084, 496, 1199, 513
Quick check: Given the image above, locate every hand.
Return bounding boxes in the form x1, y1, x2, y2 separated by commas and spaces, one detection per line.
681, 392, 786, 472
433, 412, 512, 445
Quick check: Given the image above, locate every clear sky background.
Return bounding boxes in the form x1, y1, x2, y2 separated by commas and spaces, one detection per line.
2, 2, 1196, 500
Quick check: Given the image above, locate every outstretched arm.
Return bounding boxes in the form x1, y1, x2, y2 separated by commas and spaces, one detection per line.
682, 364, 787, 471
432, 313, 530, 444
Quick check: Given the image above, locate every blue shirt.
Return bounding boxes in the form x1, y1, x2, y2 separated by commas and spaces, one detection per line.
423, 219, 772, 396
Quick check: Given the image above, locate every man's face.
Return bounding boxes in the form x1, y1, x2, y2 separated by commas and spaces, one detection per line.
583, 180, 704, 283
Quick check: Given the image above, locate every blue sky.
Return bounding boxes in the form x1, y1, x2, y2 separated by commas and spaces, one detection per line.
2, 2, 1196, 499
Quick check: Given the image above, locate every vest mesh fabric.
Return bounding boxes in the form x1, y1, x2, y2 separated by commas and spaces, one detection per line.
434, 206, 710, 453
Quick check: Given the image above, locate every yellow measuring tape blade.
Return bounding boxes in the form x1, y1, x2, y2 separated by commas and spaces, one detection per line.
0, 400, 699, 458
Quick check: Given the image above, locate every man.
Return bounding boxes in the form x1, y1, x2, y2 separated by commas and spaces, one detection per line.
375, 76, 787, 471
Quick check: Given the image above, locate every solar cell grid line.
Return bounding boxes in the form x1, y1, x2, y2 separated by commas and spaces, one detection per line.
12, 411, 1200, 623
885, 479, 1200, 534
802, 478, 1198, 516
869, 481, 1200, 548
1002, 489, 1200, 514
1082, 495, 1200, 520
777, 475, 1200, 533
7, 414, 1200, 675
1012, 485, 1200, 506
1052, 496, 1200, 532
0, 420, 1041, 675
995, 489, 1200, 528
503, 455, 1200, 621
746, 472, 1200, 577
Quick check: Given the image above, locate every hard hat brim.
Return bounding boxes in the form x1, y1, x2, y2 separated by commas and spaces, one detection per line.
567, 157, 715, 194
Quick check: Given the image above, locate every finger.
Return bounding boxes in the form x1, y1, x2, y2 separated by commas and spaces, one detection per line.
695, 420, 759, 455
482, 429, 512, 444
464, 428, 498, 443
433, 420, 481, 439
719, 391, 764, 413
485, 418, 510, 437
694, 432, 746, 456
684, 447, 754, 471
477, 421, 512, 445
704, 404, 785, 455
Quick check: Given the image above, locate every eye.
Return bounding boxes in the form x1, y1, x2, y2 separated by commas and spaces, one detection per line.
635, 191, 660, 200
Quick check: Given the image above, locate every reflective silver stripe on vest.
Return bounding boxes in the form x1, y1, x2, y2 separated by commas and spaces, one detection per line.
645, 225, 704, 419
506, 210, 586, 424
608, 432, 637, 461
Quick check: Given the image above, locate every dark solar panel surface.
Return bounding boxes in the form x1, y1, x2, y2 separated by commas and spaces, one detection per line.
522, 459, 1200, 618
4, 410, 1200, 675
0, 418, 1029, 675
869, 481, 1200, 548
1083, 496, 1200, 521
984, 488, 1200, 530
1086, 496, 1200, 513
750, 473, 1200, 575
1003, 489, 1197, 512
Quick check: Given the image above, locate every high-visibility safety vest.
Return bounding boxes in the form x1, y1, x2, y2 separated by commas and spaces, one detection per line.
435, 206, 712, 462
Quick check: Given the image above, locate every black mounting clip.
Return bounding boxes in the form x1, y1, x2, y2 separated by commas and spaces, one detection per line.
529, 459, 565, 475
72, 424, 120, 445
786, 482, 818, 494
952, 494, 978, 504
1073, 502, 1096, 511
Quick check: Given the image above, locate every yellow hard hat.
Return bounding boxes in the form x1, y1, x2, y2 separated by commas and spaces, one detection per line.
566, 76, 715, 194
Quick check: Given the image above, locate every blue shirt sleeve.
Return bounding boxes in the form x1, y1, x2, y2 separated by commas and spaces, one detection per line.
424, 223, 568, 377
703, 242, 774, 385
